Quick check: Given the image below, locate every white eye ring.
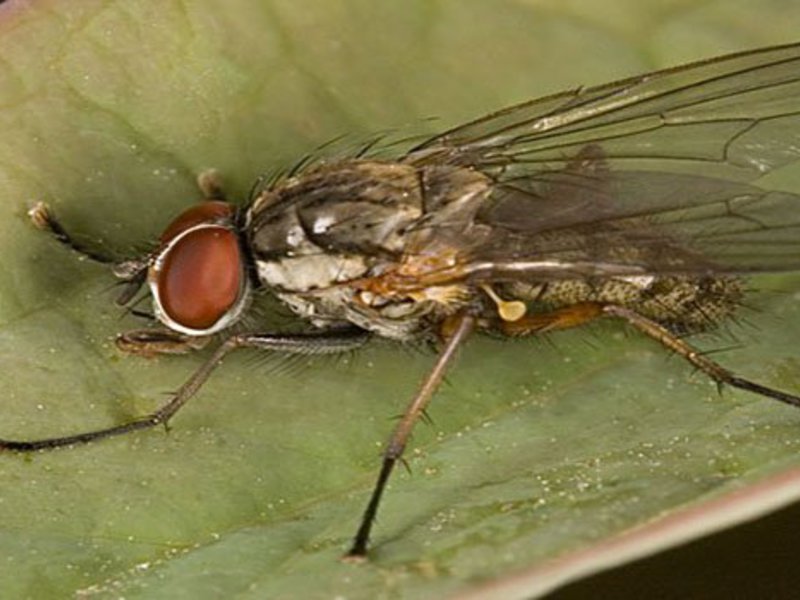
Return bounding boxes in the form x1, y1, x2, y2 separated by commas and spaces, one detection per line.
147, 223, 251, 336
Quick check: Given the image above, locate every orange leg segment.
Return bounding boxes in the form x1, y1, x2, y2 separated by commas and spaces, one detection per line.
500, 302, 604, 336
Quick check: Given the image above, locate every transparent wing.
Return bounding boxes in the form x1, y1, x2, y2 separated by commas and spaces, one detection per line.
395, 43, 800, 282
466, 160, 800, 280
406, 42, 800, 181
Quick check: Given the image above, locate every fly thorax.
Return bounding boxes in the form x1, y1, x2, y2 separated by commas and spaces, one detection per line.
246, 160, 440, 336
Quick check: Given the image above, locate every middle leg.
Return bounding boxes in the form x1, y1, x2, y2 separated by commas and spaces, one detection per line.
345, 313, 476, 559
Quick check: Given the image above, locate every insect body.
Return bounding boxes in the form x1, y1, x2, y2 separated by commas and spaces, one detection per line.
248, 156, 747, 339
7, 42, 800, 559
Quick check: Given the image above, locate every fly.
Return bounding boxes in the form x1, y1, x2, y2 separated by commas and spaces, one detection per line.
7, 42, 800, 560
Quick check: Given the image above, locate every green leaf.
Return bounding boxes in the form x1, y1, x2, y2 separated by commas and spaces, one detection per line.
1, 1, 800, 598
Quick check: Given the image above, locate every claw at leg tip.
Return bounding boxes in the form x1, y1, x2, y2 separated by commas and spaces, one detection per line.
28, 201, 52, 230
341, 547, 369, 564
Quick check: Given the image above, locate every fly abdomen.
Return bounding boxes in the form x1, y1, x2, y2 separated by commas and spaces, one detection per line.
506, 275, 744, 334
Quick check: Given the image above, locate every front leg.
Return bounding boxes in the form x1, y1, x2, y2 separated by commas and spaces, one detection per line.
29, 169, 228, 270
0, 328, 370, 452
28, 201, 117, 265
116, 328, 212, 357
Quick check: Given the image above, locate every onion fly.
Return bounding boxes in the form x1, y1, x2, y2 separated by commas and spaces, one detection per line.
7, 42, 800, 559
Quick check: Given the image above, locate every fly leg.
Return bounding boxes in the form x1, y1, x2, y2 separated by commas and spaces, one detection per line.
0, 328, 370, 452
603, 305, 800, 408
28, 201, 150, 306
345, 313, 475, 560
116, 329, 212, 357
504, 303, 800, 406
499, 302, 605, 336
196, 169, 227, 201
28, 202, 117, 265
29, 169, 226, 267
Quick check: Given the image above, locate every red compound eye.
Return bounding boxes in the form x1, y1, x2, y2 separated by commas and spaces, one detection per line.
160, 201, 236, 244
156, 226, 244, 331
